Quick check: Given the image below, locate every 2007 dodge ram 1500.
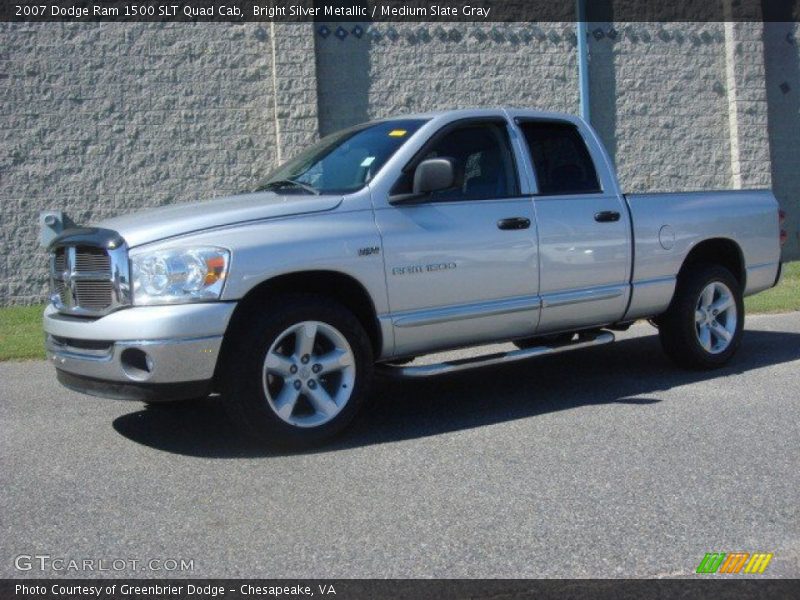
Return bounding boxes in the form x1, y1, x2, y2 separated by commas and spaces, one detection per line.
43, 109, 786, 446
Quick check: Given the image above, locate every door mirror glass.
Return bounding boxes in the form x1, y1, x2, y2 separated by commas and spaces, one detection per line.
413, 158, 455, 195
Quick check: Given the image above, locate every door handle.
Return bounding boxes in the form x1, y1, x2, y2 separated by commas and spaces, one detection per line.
594, 210, 621, 223
497, 217, 531, 230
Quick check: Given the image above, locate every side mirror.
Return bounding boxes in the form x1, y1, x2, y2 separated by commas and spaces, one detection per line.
413, 157, 455, 195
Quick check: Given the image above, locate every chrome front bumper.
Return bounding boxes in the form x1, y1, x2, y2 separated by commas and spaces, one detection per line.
46, 334, 224, 384
43, 302, 236, 400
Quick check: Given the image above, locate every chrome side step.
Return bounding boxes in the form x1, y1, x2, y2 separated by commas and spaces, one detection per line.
378, 331, 615, 378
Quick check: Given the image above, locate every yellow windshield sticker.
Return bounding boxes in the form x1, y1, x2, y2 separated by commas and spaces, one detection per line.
388, 129, 407, 137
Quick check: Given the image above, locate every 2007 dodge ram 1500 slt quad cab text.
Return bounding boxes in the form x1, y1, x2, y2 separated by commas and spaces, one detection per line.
43, 109, 786, 447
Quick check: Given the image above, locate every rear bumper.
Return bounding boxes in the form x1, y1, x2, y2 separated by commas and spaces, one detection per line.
44, 302, 236, 400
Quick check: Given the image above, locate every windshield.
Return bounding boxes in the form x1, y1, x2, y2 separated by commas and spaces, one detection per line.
256, 119, 428, 195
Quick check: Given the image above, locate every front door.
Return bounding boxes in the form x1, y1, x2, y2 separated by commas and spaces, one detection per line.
374, 120, 539, 357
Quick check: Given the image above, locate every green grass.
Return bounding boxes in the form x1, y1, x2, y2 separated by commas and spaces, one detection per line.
0, 304, 45, 361
1, 262, 798, 362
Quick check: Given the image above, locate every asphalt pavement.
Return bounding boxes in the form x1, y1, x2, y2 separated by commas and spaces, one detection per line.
1, 313, 798, 578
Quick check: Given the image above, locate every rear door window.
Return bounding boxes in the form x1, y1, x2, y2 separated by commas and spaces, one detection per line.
518, 121, 601, 195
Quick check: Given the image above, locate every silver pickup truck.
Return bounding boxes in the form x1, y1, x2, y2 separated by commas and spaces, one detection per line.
43, 108, 785, 446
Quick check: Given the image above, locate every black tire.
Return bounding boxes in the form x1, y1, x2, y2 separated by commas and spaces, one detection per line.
219, 294, 373, 448
658, 264, 744, 370
513, 332, 575, 350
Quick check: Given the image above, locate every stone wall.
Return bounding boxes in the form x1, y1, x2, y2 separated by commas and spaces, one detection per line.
1, 22, 288, 303
315, 22, 738, 195
589, 23, 733, 192
315, 22, 579, 136
0, 20, 795, 305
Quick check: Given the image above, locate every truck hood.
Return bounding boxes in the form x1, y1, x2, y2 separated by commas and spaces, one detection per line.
99, 192, 343, 247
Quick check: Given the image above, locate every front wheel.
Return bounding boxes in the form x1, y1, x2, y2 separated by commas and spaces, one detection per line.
658, 264, 744, 369
220, 294, 373, 447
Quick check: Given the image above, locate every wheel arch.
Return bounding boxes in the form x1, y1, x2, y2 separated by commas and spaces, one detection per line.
678, 237, 746, 289
222, 270, 383, 358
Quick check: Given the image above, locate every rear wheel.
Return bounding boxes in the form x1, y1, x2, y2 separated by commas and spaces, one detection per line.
220, 294, 373, 447
658, 264, 744, 369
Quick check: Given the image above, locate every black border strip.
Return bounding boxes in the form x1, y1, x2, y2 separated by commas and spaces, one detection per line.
4, 579, 800, 600
3, 0, 800, 23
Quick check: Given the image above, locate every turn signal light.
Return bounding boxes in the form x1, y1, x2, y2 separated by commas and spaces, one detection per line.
204, 255, 227, 285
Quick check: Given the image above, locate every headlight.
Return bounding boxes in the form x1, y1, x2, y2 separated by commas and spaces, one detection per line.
131, 247, 229, 305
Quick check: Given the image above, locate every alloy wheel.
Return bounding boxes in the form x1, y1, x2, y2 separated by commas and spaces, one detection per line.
262, 321, 356, 427
694, 281, 737, 354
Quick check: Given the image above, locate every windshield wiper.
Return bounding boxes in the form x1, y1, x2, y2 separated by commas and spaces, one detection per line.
255, 179, 320, 195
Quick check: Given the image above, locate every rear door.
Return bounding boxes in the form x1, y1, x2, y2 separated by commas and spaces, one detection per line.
374, 119, 539, 356
515, 119, 631, 332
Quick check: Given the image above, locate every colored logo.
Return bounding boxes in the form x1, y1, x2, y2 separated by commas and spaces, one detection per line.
696, 552, 773, 574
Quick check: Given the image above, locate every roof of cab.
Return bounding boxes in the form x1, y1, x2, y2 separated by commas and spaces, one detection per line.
382, 107, 583, 125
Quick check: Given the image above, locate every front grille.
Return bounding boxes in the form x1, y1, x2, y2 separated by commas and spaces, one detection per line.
74, 246, 111, 272
50, 237, 130, 316
52, 247, 68, 307
54, 250, 66, 273
73, 279, 114, 310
